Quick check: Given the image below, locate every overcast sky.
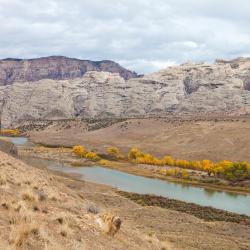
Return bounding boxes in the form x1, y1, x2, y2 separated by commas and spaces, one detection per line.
0, 0, 250, 73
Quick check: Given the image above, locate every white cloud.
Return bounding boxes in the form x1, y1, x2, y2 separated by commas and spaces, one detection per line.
0, 0, 249, 73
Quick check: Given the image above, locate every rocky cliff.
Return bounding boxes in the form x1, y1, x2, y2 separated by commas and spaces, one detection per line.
0, 57, 250, 127
0, 56, 138, 85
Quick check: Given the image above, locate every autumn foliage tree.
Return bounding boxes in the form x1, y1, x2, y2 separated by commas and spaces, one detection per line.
0, 129, 20, 137
107, 147, 125, 159
73, 145, 100, 161
127, 147, 250, 181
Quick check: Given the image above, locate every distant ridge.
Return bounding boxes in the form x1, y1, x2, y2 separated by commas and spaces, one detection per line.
0, 56, 250, 127
0, 56, 138, 85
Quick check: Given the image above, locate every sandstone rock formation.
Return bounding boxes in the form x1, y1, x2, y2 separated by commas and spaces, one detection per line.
0, 56, 138, 85
0, 57, 250, 128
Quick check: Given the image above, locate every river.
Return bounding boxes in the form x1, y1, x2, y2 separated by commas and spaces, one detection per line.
6, 136, 250, 216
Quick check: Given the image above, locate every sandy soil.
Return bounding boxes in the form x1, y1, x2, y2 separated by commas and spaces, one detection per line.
29, 117, 250, 162
0, 149, 250, 250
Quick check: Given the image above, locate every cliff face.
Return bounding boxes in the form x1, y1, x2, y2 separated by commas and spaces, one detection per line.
0, 57, 250, 127
0, 56, 138, 85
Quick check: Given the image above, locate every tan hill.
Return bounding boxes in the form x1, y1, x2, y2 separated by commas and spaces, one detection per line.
0, 57, 250, 127
28, 116, 250, 162
0, 56, 138, 85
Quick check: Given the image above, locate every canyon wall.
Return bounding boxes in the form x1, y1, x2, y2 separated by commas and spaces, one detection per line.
0, 57, 250, 127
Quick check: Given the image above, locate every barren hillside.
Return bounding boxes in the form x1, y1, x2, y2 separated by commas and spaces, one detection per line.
0, 146, 250, 250
29, 117, 250, 162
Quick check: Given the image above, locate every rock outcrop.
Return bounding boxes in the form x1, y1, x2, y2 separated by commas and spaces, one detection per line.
0, 56, 138, 85
0, 57, 250, 127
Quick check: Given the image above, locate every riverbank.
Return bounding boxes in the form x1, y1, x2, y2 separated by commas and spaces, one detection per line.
15, 143, 250, 194
18, 144, 250, 195
0, 148, 250, 250
98, 159, 250, 195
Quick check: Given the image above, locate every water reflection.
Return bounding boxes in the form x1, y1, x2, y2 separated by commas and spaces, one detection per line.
204, 188, 216, 197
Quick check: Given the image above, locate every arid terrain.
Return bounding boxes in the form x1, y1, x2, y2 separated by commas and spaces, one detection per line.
0, 56, 250, 250
0, 142, 250, 250
28, 116, 250, 162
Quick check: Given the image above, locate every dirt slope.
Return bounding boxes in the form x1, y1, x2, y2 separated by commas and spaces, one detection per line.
30, 117, 250, 162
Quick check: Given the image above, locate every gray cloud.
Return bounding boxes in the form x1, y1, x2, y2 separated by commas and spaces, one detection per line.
0, 0, 249, 73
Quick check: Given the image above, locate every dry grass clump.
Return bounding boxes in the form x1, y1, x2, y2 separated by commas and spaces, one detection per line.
55, 215, 75, 238
60, 224, 71, 237
10, 222, 40, 247
0, 174, 7, 186
7, 207, 41, 248
21, 190, 36, 202
97, 212, 122, 236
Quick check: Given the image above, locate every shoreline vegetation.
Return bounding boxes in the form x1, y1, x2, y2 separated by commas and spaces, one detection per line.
1, 128, 249, 194
15, 141, 250, 194
13, 143, 250, 226
0, 129, 20, 137
72, 145, 250, 193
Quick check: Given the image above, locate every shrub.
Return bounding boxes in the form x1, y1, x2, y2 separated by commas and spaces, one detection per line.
158, 168, 166, 175
85, 152, 100, 161
201, 159, 215, 175
175, 159, 190, 168
215, 161, 250, 181
72, 145, 100, 161
0, 129, 20, 136
107, 147, 125, 159
181, 169, 188, 178
189, 161, 203, 171
136, 153, 162, 166
73, 145, 86, 157
128, 148, 143, 160
107, 147, 120, 156
162, 156, 175, 166
165, 169, 173, 176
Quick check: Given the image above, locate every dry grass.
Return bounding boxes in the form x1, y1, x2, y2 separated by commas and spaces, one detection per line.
0, 149, 250, 250
30, 117, 250, 162
0, 174, 7, 185
11, 222, 39, 248
21, 190, 36, 202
